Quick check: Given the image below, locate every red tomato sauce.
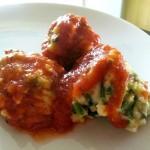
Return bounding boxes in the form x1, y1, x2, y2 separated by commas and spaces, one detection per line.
105, 50, 129, 128
58, 45, 129, 128
0, 50, 67, 133
0, 45, 129, 138
0, 14, 130, 138
42, 14, 100, 70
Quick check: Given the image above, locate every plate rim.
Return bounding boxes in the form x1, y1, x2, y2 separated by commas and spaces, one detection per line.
0, 2, 149, 39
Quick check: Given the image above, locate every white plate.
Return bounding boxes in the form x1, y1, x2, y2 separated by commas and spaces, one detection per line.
0, 3, 150, 150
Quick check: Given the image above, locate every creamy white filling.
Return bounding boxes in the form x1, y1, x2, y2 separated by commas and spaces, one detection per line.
72, 69, 150, 132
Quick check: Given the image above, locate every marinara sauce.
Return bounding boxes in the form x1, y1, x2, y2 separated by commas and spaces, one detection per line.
42, 14, 100, 70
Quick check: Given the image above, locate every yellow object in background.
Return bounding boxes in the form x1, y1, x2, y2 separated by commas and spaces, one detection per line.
121, 0, 150, 32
